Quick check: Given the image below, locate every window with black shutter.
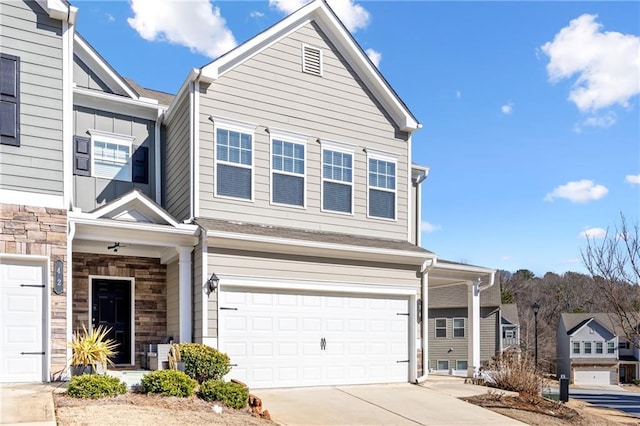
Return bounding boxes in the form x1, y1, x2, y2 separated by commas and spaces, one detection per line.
73, 136, 91, 176
1, 54, 20, 146
132, 146, 149, 184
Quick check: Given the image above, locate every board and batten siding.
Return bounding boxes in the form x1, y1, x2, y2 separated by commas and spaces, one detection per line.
192, 237, 204, 344
207, 247, 419, 337
163, 91, 191, 221
166, 259, 179, 341
198, 22, 409, 240
0, 1, 63, 195
73, 54, 112, 93
72, 106, 156, 211
428, 307, 499, 369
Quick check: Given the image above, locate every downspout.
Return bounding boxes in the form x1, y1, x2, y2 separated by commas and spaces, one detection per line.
415, 256, 436, 384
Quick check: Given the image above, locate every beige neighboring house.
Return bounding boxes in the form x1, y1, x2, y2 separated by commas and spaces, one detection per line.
0, 0, 495, 388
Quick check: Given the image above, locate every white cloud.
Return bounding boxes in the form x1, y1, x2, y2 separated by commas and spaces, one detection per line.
544, 179, 608, 203
106, 13, 115, 23
541, 14, 640, 112
501, 102, 513, 115
574, 111, 617, 132
625, 174, 640, 185
456, 90, 462, 99
269, 0, 370, 32
579, 227, 607, 239
249, 11, 265, 19
421, 221, 442, 233
501, 255, 512, 261
365, 48, 381, 67
128, 0, 237, 59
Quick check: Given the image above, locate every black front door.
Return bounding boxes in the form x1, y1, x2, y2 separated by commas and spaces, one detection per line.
92, 279, 131, 365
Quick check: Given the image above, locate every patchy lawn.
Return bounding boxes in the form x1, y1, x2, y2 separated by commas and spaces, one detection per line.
463, 392, 639, 426
54, 391, 273, 426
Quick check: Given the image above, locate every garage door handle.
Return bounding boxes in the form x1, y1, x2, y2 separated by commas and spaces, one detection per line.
220, 307, 238, 311
396, 360, 409, 363
21, 352, 45, 355
20, 284, 45, 288
320, 338, 326, 350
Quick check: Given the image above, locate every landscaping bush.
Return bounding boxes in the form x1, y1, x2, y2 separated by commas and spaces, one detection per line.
66, 374, 127, 399
483, 353, 544, 402
199, 379, 249, 409
140, 370, 197, 397
178, 343, 231, 383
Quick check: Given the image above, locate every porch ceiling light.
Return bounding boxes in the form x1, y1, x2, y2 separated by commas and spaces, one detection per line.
207, 273, 220, 294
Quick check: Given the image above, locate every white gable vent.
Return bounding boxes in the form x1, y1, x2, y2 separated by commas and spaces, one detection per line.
302, 44, 323, 76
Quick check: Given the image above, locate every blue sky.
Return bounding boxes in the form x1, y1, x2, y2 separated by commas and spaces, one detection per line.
74, 1, 640, 276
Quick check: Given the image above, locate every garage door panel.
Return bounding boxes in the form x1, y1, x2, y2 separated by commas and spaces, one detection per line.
220, 288, 409, 388
574, 369, 612, 385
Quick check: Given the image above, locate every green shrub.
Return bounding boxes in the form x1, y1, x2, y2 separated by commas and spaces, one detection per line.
66, 374, 127, 399
140, 370, 197, 397
198, 379, 248, 409
178, 343, 231, 383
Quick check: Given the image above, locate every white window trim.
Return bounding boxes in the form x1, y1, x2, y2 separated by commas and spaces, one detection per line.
435, 317, 447, 339
583, 341, 592, 354
212, 117, 256, 202
269, 129, 307, 209
88, 129, 135, 182
301, 43, 323, 77
366, 150, 398, 221
320, 140, 354, 216
453, 317, 465, 338
607, 341, 616, 354
572, 341, 581, 355
436, 359, 449, 371
595, 341, 604, 354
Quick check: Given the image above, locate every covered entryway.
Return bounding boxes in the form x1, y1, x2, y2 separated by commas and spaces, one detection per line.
219, 287, 409, 389
91, 279, 132, 365
574, 369, 614, 385
0, 259, 46, 383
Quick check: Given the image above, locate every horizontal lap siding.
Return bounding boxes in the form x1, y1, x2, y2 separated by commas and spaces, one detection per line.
164, 92, 191, 221
199, 22, 409, 240
206, 247, 419, 337
73, 106, 156, 211
0, 1, 63, 195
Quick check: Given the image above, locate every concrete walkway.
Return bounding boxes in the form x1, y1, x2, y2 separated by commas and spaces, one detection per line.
0, 383, 61, 425
256, 382, 526, 425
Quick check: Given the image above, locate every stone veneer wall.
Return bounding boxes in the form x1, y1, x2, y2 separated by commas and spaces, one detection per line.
72, 253, 167, 368
0, 204, 68, 379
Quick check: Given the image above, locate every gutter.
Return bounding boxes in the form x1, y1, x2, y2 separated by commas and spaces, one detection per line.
415, 256, 437, 384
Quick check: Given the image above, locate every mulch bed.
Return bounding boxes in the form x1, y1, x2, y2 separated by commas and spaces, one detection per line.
463, 393, 580, 422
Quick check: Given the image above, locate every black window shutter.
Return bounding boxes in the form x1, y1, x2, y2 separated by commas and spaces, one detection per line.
73, 135, 91, 176
1, 54, 20, 146
132, 146, 148, 184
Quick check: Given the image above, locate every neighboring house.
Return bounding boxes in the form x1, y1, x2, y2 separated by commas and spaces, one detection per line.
500, 303, 520, 352
557, 313, 640, 385
428, 273, 509, 374
0, 0, 496, 388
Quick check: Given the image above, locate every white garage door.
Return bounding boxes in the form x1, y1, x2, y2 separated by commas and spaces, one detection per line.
0, 260, 46, 383
574, 369, 612, 385
219, 288, 409, 389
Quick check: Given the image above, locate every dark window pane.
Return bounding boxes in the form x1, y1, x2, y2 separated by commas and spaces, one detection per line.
323, 181, 351, 213
273, 173, 303, 206
369, 189, 395, 219
217, 164, 251, 199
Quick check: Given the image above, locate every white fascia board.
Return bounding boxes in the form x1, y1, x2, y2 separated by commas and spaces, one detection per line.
73, 88, 163, 121
164, 69, 198, 123
434, 262, 495, 275
36, 0, 69, 21
80, 191, 181, 227
73, 34, 139, 99
206, 230, 430, 265
219, 274, 419, 296
71, 217, 199, 246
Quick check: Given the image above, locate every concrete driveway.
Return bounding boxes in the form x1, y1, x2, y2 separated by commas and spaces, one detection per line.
256, 383, 525, 425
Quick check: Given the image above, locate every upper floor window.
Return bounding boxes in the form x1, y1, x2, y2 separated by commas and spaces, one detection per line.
322, 144, 353, 214
1, 53, 20, 147
595, 342, 603, 354
453, 318, 465, 338
215, 120, 254, 201
572, 342, 580, 354
503, 329, 516, 339
93, 138, 131, 181
435, 318, 446, 338
271, 131, 306, 207
584, 342, 592, 354
367, 153, 396, 220
619, 341, 630, 350
608, 341, 615, 354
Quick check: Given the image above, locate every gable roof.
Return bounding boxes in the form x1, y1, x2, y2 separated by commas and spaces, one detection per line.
560, 313, 622, 336
197, 0, 419, 133
501, 304, 519, 325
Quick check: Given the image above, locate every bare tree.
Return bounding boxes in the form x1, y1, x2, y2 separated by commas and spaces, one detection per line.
581, 214, 640, 346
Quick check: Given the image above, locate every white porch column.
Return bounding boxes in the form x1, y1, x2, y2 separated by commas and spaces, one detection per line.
178, 247, 193, 343
467, 278, 481, 377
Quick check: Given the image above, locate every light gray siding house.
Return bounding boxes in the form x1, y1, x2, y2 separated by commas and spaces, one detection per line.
557, 313, 640, 385
0, 0, 497, 387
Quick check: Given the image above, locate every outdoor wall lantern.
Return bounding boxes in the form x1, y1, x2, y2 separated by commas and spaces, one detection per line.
206, 272, 220, 294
